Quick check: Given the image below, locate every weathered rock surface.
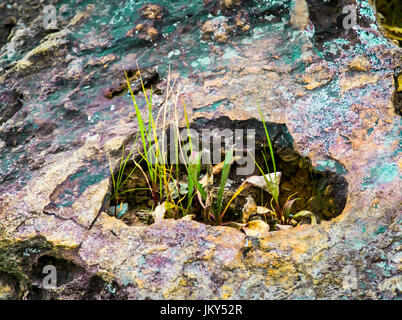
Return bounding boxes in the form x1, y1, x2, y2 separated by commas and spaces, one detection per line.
0, 0, 401, 299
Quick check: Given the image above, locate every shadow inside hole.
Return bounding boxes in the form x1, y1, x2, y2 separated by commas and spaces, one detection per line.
26, 285, 43, 300
106, 117, 348, 227
30, 255, 80, 287
0, 272, 20, 300
83, 275, 118, 300
0, 22, 15, 51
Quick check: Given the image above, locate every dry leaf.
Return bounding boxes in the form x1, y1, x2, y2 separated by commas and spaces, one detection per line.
244, 172, 282, 195
275, 224, 293, 230
152, 202, 166, 223
256, 206, 270, 215
242, 195, 257, 223
292, 210, 317, 225
181, 214, 196, 221
242, 220, 270, 237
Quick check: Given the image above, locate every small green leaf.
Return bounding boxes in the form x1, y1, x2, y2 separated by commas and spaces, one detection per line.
292, 210, 317, 225
216, 149, 233, 215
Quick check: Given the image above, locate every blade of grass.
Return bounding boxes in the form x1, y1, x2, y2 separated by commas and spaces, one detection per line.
257, 106, 276, 175
257, 105, 279, 207
116, 132, 140, 193
134, 157, 158, 206
220, 181, 247, 222
107, 152, 117, 201
181, 100, 205, 205
120, 188, 151, 195
281, 193, 299, 224
216, 149, 233, 217
248, 151, 278, 201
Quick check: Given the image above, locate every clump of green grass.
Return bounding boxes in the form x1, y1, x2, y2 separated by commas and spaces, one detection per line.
178, 101, 235, 224
219, 105, 280, 222
220, 105, 316, 226
125, 69, 183, 211
109, 70, 316, 227
181, 101, 205, 209
254, 106, 280, 213
107, 133, 148, 205
216, 149, 233, 218
125, 69, 161, 206
253, 106, 315, 225
108, 68, 240, 224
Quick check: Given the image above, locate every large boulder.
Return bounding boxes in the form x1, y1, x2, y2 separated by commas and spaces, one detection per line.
0, 0, 400, 299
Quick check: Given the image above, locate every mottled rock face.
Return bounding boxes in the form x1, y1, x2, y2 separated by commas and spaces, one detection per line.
201, 17, 233, 43
0, 0, 401, 300
0, 90, 23, 125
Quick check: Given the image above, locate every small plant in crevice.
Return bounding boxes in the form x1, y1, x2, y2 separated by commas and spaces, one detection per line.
107, 69, 245, 225
178, 102, 237, 225
220, 106, 317, 228
256, 106, 316, 226
107, 134, 148, 218
106, 69, 344, 230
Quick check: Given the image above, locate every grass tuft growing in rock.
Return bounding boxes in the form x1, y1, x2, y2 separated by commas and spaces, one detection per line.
107, 70, 321, 229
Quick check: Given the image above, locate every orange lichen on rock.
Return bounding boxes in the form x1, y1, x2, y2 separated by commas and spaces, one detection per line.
139, 4, 164, 20
301, 61, 335, 90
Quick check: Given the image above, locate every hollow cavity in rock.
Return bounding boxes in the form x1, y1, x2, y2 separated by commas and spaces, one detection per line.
105, 118, 348, 230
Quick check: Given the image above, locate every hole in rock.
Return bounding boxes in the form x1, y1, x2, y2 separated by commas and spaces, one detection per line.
306, 0, 361, 51
0, 272, 20, 300
26, 285, 43, 300
83, 275, 118, 300
106, 118, 348, 232
0, 22, 15, 50
30, 255, 80, 287
0, 89, 23, 125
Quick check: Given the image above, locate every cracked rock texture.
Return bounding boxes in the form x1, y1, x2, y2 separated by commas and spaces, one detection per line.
0, 0, 401, 299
